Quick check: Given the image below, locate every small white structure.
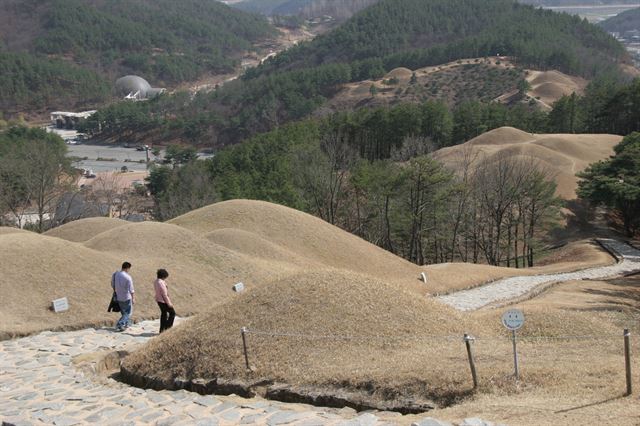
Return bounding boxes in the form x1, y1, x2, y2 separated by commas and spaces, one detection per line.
420, 272, 428, 283
52, 297, 69, 313
232, 282, 245, 292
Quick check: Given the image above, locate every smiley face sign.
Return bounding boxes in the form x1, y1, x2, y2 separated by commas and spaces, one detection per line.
501, 309, 525, 330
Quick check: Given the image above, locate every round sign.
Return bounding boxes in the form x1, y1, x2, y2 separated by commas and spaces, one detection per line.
501, 309, 525, 330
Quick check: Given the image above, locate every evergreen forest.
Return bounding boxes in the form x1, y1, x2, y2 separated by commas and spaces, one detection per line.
80, 0, 631, 148
0, 0, 275, 112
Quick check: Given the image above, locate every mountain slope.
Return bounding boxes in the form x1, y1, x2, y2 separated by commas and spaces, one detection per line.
85, 0, 629, 147
0, 0, 276, 112
599, 6, 640, 33
257, 0, 627, 80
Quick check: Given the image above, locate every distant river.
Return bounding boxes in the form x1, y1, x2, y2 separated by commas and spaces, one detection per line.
542, 4, 640, 22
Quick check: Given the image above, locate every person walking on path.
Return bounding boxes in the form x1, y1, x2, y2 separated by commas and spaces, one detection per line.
154, 268, 175, 333
112, 261, 135, 331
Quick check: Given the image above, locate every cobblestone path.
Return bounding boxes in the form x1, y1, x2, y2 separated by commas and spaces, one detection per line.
437, 239, 640, 311
1, 319, 500, 426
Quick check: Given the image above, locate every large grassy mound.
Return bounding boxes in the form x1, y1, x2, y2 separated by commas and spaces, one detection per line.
433, 127, 622, 199
0, 200, 613, 338
122, 269, 471, 402
122, 267, 637, 412
169, 199, 426, 291
44, 217, 129, 242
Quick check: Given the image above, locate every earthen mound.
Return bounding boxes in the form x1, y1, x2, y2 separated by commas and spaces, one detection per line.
44, 217, 129, 242
529, 70, 577, 87
385, 67, 413, 81
122, 269, 464, 397
0, 227, 29, 235
533, 82, 567, 100
170, 200, 424, 291
433, 128, 621, 199
466, 127, 534, 146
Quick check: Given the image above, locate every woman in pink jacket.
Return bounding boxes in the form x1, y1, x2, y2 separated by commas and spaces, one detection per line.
154, 269, 175, 333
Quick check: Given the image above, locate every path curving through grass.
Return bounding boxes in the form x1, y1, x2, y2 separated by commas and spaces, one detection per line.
436, 239, 640, 311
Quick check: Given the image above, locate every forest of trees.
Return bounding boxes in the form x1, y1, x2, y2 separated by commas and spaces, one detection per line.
145, 118, 560, 267
0, 0, 276, 111
140, 71, 640, 264
577, 132, 640, 237
0, 127, 73, 232
82, 0, 628, 148
0, 52, 111, 112
255, 0, 627, 79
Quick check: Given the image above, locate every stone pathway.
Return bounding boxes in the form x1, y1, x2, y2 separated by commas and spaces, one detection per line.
0, 319, 500, 426
437, 239, 640, 311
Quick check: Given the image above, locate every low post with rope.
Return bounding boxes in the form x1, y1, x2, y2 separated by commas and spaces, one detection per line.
241, 327, 251, 371
464, 333, 478, 389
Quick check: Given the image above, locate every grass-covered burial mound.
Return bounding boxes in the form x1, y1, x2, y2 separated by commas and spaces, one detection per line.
121, 269, 473, 412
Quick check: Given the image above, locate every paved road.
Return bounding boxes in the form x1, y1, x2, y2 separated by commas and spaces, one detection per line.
0, 319, 499, 426
437, 239, 640, 311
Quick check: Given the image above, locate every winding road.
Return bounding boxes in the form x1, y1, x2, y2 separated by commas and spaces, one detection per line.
437, 239, 640, 311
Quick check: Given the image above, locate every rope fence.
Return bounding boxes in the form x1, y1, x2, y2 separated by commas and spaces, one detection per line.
239, 327, 635, 396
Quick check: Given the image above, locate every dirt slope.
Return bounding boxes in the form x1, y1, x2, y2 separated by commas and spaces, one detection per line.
433, 127, 622, 199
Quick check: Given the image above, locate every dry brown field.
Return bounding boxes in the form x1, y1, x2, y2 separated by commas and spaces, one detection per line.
2, 123, 637, 424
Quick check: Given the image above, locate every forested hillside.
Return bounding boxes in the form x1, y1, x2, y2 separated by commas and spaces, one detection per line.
520, 0, 639, 5
600, 7, 640, 33
234, 0, 379, 20
0, 0, 275, 112
233, 0, 310, 15
0, 53, 111, 113
84, 0, 629, 147
257, 0, 626, 79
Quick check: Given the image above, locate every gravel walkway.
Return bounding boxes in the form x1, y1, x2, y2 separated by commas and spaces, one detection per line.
0, 319, 500, 426
437, 239, 640, 311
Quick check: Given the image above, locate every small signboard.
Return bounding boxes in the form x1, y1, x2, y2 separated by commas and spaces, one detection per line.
501, 309, 524, 330
232, 282, 245, 292
52, 297, 69, 313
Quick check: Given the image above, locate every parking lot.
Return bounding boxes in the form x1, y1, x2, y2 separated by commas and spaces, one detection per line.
67, 143, 157, 173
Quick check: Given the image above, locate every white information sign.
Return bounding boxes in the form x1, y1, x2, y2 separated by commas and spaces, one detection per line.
232, 282, 245, 292
52, 297, 69, 313
501, 309, 524, 330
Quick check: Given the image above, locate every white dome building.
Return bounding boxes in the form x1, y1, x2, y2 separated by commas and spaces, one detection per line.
115, 75, 165, 100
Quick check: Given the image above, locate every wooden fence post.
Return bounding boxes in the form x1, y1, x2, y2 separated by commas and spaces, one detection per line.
241, 327, 250, 370
624, 329, 632, 396
464, 333, 478, 389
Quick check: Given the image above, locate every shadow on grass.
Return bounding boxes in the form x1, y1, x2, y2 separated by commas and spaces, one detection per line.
554, 394, 626, 414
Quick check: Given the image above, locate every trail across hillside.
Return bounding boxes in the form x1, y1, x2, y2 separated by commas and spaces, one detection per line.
437, 239, 640, 311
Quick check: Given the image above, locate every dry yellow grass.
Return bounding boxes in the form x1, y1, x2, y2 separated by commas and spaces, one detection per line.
432, 127, 622, 199
169, 200, 426, 292
2, 197, 637, 423
44, 217, 129, 242
123, 271, 639, 421
0, 200, 617, 338
123, 269, 471, 397
526, 70, 587, 108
